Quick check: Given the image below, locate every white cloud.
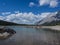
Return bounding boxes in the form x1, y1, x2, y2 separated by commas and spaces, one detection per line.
29, 0, 58, 8
39, 0, 50, 6
2, 12, 11, 15
50, 0, 58, 7
29, 2, 35, 7
39, 0, 58, 7
40, 12, 51, 17
0, 11, 57, 24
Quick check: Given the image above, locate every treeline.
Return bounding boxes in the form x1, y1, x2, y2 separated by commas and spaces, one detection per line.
0, 20, 28, 26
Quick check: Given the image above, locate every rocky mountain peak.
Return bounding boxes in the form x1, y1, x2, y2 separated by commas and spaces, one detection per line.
36, 11, 60, 25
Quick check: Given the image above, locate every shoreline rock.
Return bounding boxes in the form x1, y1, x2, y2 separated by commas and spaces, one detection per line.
0, 27, 16, 40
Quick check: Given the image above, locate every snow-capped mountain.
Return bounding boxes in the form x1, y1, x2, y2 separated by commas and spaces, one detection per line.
36, 11, 60, 25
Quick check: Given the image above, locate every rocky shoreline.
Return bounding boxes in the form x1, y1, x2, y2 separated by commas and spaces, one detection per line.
0, 27, 16, 40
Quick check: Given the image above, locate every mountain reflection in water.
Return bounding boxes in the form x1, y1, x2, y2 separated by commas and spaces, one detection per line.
0, 26, 60, 45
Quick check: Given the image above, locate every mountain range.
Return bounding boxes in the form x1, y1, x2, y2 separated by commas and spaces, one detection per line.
0, 11, 60, 26
36, 11, 60, 26
0, 20, 28, 26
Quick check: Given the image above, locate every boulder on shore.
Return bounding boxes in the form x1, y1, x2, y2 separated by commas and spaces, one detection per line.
0, 27, 16, 40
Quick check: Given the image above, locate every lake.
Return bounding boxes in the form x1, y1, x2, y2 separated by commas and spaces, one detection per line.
0, 26, 60, 45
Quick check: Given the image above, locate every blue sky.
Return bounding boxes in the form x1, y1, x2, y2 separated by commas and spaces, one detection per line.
0, 0, 60, 24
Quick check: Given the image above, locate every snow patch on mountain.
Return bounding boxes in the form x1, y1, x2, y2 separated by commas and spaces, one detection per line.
36, 12, 58, 25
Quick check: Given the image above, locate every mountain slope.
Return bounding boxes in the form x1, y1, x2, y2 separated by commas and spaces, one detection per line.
0, 20, 28, 26
36, 11, 60, 26
0, 20, 20, 25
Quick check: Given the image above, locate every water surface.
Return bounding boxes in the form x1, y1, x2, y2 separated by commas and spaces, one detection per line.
0, 26, 60, 45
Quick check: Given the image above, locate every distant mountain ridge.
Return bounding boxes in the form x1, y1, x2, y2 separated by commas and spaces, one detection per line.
0, 20, 28, 26
0, 20, 19, 25
36, 11, 60, 26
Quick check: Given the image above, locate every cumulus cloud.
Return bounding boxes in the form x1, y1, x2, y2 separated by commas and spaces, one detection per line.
29, 2, 35, 7
0, 11, 57, 24
39, 0, 58, 7
39, 0, 50, 6
5, 12, 41, 24
29, 0, 59, 8
50, 0, 58, 7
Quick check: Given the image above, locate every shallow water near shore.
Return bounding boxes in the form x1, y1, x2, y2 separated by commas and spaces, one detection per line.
0, 26, 60, 45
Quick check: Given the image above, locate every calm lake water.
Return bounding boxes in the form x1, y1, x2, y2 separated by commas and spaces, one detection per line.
0, 26, 60, 45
